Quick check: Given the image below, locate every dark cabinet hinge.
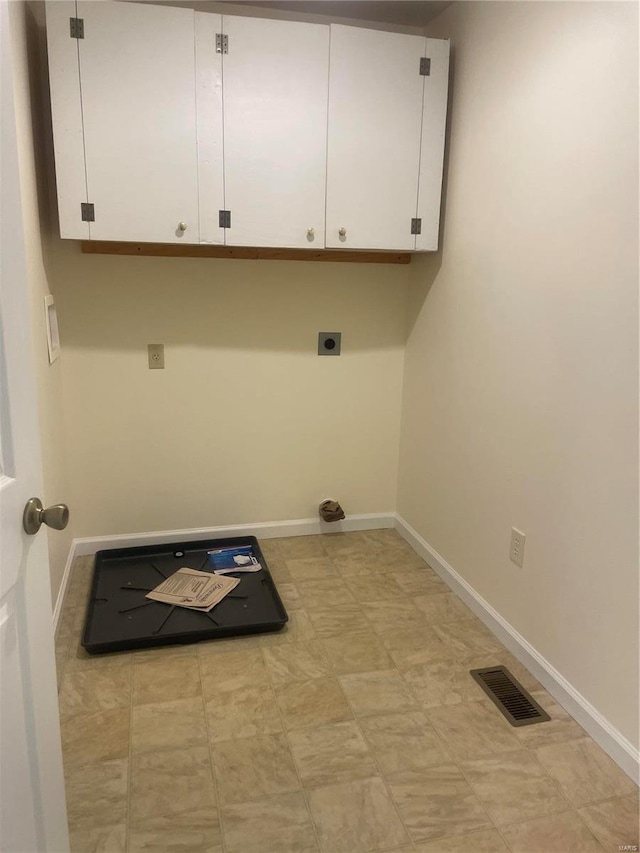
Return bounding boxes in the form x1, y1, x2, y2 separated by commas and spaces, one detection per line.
81, 203, 95, 222
70, 17, 84, 39
419, 57, 431, 76
219, 210, 231, 228
216, 33, 228, 54
411, 218, 422, 235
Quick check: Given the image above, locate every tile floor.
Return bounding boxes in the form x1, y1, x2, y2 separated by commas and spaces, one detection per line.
55, 530, 639, 853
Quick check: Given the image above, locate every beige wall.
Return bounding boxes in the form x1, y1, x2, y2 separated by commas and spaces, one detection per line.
52, 243, 409, 536
9, 1, 74, 606
399, 1, 639, 747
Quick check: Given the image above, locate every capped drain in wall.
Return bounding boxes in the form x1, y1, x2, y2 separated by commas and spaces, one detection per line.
470, 666, 551, 727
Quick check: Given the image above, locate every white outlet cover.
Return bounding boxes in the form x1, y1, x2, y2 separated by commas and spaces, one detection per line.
44, 295, 60, 364
510, 527, 526, 568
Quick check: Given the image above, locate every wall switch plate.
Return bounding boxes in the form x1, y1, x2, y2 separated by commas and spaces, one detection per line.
510, 528, 526, 567
148, 344, 164, 369
318, 332, 341, 356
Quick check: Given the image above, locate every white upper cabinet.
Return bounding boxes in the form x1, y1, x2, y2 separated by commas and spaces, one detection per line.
47, 1, 219, 244
46, 3, 448, 252
325, 25, 427, 251
416, 38, 450, 251
221, 16, 329, 249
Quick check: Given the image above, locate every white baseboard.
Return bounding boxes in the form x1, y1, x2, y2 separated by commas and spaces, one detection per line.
52, 540, 77, 635
53, 513, 395, 630
394, 514, 640, 785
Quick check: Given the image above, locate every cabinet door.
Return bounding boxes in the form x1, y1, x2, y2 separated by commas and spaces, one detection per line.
326, 25, 426, 251
222, 16, 329, 248
76, 1, 203, 244
416, 39, 450, 251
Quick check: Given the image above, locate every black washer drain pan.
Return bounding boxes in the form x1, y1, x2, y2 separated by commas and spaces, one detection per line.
81, 536, 287, 654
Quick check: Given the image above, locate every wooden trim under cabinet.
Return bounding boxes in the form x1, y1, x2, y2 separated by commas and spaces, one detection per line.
80, 242, 412, 264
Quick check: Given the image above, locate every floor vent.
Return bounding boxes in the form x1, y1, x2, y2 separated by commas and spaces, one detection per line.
469, 666, 551, 727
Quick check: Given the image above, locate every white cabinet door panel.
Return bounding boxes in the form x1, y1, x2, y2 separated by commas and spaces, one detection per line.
416, 38, 450, 251
45, 0, 89, 240
77, 1, 198, 243
222, 16, 329, 248
196, 12, 225, 245
326, 25, 426, 251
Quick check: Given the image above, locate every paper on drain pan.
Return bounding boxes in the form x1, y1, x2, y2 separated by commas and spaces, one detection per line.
146, 567, 240, 612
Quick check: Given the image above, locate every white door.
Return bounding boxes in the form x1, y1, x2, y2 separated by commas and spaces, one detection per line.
0, 3, 69, 851
76, 0, 200, 244
222, 16, 329, 248
326, 24, 426, 251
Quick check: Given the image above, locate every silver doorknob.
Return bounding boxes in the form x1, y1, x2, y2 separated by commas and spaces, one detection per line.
178, 222, 188, 232
307, 227, 315, 237
23, 498, 69, 535
338, 227, 347, 237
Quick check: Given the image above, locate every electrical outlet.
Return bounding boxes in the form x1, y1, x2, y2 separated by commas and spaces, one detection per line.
318, 332, 341, 356
148, 344, 164, 369
510, 528, 526, 567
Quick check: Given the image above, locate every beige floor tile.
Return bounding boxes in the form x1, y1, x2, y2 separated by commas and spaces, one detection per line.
277, 676, 353, 731
381, 626, 459, 671
359, 711, 450, 773
276, 536, 326, 560
59, 667, 132, 718
69, 822, 126, 853
132, 696, 206, 753
298, 577, 357, 608
65, 640, 133, 673
403, 660, 483, 708
307, 603, 371, 639
205, 684, 283, 742
461, 751, 569, 826
433, 619, 504, 658
413, 828, 510, 852
390, 565, 448, 596
263, 641, 333, 687
500, 810, 605, 852
319, 531, 366, 555
343, 572, 408, 603
129, 746, 216, 821
212, 733, 300, 804
330, 550, 388, 578
307, 776, 409, 852
56, 638, 71, 688
199, 647, 270, 697
359, 528, 412, 552
427, 702, 525, 761
386, 765, 492, 843
321, 630, 394, 675
260, 609, 317, 646
222, 791, 318, 853
289, 720, 377, 787
133, 644, 198, 664
277, 581, 302, 609
339, 669, 419, 717
133, 654, 201, 706
61, 708, 130, 768
535, 738, 638, 807
64, 758, 128, 830
511, 689, 586, 749
363, 599, 427, 635
265, 558, 294, 584
285, 558, 340, 583
129, 809, 222, 853
579, 794, 640, 849
197, 633, 263, 656
414, 592, 472, 624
